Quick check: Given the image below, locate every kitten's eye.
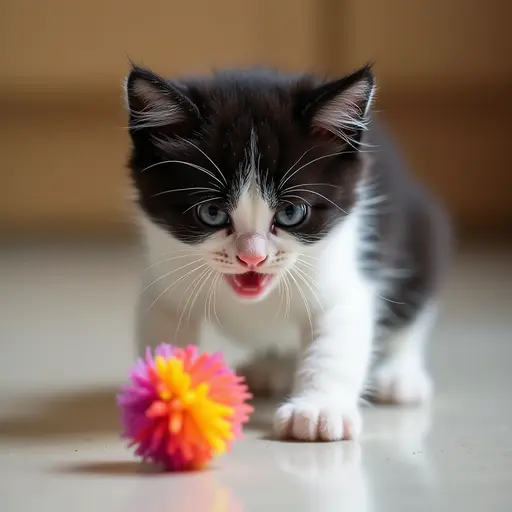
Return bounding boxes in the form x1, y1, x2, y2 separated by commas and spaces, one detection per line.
196, 203, 229, 227
274, 204, 308, 228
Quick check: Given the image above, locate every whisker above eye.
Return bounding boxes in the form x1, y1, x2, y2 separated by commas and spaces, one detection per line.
140, 159, 224, 190
152, 186, 222, 197
176, 136, 228, 186
182, 196, 224, 214
280, 182, 342, 195
282, 189, 347, 214
278, 145, 321, 189
278, 150, 350, 191
279, 194, 313, 207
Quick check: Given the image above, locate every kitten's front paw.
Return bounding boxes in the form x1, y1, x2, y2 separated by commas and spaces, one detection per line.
273, 397, 362, 442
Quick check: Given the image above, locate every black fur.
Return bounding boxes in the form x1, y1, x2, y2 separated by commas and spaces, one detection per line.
126, 65, 372, 243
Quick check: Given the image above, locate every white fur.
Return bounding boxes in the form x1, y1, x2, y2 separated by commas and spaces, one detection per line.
273, 213, 376, 441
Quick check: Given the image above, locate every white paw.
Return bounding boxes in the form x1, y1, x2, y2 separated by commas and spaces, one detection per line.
237, 352, 294, 398
371, 364, 433, 405
273, 397, 362, 442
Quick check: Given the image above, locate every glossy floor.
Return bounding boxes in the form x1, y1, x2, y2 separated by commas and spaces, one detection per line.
1, 242, 511, 511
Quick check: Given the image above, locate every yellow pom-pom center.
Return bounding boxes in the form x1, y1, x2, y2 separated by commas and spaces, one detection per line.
152, 355, 235, 455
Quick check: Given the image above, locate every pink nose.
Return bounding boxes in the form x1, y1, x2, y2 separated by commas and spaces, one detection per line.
235, 233, 268, 268
237, 253, 268, 267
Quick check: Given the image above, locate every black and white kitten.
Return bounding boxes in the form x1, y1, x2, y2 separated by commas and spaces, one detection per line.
124, 64, 450, 442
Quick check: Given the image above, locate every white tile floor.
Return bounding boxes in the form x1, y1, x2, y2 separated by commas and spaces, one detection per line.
1, 242, 511, 511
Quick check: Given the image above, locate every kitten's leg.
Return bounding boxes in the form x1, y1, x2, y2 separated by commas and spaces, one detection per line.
370, 304, 436, 405
135, 291, 200, 357
274, 295, 374, 442
237, 350, 296, 398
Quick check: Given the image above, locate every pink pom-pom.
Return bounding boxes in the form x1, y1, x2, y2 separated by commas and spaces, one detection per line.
117, 344, 253, 471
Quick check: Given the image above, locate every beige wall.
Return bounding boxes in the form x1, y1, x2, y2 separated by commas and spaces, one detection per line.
342, 0, 512, 89
0, 0, 324, 87
1, 0, 511, 236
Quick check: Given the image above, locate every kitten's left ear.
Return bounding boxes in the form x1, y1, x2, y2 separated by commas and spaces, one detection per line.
123, 64, 200, 134
301, 65, 376, 145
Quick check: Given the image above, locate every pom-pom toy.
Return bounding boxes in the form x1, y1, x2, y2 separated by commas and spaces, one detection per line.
117, 344, 253, 471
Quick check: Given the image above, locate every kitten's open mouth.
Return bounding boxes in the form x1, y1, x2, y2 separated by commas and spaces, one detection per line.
224, 272, 274, 298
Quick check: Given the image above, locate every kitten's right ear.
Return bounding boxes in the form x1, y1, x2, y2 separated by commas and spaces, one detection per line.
123, 65, 200, 134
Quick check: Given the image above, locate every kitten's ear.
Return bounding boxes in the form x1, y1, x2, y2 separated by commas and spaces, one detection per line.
123, 65, 200, 135
301, 65, 375, 146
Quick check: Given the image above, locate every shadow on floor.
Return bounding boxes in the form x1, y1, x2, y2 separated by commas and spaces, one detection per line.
55, 460, 178, 477
0, 387, 120, 439
0, 388, 277, 440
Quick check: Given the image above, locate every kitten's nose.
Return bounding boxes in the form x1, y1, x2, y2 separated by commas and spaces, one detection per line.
237, 253, 268, 267
235, 233, 268, 268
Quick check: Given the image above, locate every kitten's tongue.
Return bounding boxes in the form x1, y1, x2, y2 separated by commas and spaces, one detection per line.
225, 272, 273, 298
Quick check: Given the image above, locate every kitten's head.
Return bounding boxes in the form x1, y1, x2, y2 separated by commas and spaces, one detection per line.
125, 65, 375, 301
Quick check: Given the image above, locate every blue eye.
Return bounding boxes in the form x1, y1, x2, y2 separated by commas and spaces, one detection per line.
196, 203, 229, 227
274, 204, 308, 227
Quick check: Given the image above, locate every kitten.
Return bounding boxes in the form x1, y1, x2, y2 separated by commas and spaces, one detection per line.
124, 64, 451, 442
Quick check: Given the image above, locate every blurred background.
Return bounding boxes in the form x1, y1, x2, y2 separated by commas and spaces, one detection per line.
1, 4, 512, 509
1, 0, 511, 240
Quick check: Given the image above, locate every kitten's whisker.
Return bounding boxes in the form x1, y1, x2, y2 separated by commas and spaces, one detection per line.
278, 150, 349, 191
280, 182, 342, 195
176, 265, 211, 320
151, 248, 202, 256
172, 268, 210, 339
278, 145, 321, 189
147, 262, 208, 313
279, 194, 313, 207
296, 253, 319, 260
203, 272, 216, 323
175, 268, 213, 339
282, 189, 348, 214
275, 279, 284, 320
287, 269, 313, 340
212, 273, 223, 328
152, 186, 222, 198
141, 159, 224, 190
205, 271, 219, 325
295, 258, 318, 271
141, 258, 205, 294
190, 269, 214, 322
182, 196, 224, 214
196, 269, 215, 322
377, 294, 405, 305
143, 253, 202, 273
282, 272, 292, 320
177, 136, 228, 186
292, 266, 324, 311
203, 271, 214, 324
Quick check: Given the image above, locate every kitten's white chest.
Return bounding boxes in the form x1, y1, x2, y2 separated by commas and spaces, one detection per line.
204, 283, 302, 350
